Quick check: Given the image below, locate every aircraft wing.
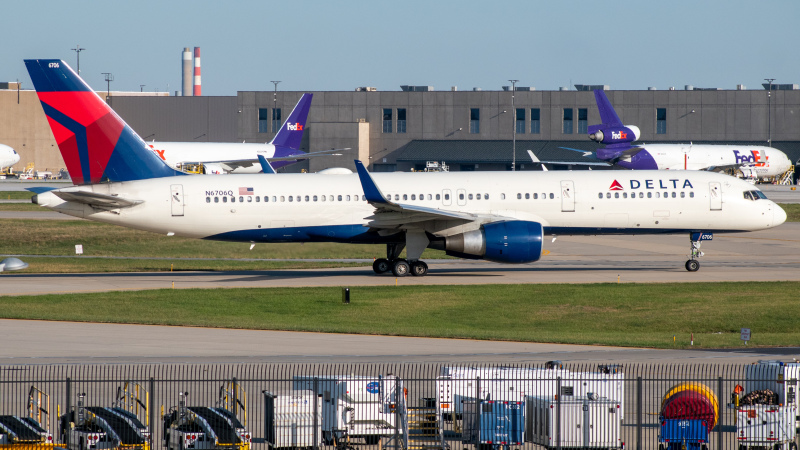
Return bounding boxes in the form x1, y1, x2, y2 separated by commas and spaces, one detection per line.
52, 189, 143, 209
354, 160, 513, 232
262, 148, 352, 162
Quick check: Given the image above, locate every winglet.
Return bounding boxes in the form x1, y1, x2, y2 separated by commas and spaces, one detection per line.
257, 154, 276, 174
354, 160, 389, 204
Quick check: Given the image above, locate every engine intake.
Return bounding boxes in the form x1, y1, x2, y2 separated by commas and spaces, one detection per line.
434, 220, 543, 264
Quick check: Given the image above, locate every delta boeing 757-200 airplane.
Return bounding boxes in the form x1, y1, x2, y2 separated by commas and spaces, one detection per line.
580, 90, 792, 180
25, 59, 786, 275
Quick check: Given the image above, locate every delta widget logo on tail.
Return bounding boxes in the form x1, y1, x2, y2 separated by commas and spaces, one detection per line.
609, 180, 624, 191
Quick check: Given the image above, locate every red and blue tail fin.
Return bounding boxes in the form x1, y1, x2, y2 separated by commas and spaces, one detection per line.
271, 93, 312, 150
25, 59, 184, 185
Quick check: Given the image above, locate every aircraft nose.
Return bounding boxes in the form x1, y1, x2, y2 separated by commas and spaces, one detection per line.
774, 204, 787, 226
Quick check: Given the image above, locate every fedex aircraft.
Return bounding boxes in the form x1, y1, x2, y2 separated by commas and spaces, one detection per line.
146, 93, 346, 174
584, 90, 792, 180
0, 144, 20, 170
25, 59, 786, 275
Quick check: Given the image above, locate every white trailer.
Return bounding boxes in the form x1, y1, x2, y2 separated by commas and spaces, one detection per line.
524, 396, 623, 449
263, 391, 322, 449
292, 375, 405, 445
745, 361, 800, 431
436, 366, 625, 421
736, 405, 797, 450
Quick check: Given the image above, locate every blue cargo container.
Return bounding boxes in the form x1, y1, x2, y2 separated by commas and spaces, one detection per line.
462, 400, 524, 450
658, 419, 709, 450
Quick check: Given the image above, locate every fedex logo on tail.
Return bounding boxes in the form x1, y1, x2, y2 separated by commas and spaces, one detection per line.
286, 123, 303, 131
734, 150, 768, 167
611, 131, 627, 140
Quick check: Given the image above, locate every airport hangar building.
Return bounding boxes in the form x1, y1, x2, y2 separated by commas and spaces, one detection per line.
2, 83, 800, 174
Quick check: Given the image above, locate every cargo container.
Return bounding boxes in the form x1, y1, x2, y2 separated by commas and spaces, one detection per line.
524, 396, 623, 449
461, 400, 524, 450
658, 419, 709, 450
262, 391, 322, 449
292, 375, 405, 445
736, 405, 797, 449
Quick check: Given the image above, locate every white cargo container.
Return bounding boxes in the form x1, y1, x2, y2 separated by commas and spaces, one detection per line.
263, 391, 322, 449
436, 366, 624, 421
292, 375, 405, 445
736, 405, 797, 449
524, 396, 623, 449
745, 361, 800, 429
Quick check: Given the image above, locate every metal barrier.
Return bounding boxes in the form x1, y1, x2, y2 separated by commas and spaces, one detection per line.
0, 363, 796, 450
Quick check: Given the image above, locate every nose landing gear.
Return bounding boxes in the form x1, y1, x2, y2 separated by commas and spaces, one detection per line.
685, 232, 712, 272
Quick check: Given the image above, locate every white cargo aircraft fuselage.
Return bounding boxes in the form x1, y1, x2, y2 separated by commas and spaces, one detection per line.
638, 143, 791, 178
148, 141, 279, 174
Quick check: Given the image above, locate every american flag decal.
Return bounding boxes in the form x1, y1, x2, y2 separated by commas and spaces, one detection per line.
239, 187, 254, 195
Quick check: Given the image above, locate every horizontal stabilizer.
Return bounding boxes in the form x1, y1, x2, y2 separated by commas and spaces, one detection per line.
53, 189, 142, 209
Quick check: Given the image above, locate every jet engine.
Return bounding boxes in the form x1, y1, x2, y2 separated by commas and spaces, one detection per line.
430, 220, 543, 263
588, 125, 641, 145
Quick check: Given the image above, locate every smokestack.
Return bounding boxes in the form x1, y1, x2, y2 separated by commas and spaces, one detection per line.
193, 47, 201, 96
181, 48, 192, 96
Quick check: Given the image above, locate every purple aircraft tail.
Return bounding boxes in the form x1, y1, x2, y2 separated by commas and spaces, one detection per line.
587, 89, 641, 151
271, 93, 312, 150
592, 90, 623, 128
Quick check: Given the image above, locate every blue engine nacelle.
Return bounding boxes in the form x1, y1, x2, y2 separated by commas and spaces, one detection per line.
442, 220, 543, 263
588, 125, 641, 145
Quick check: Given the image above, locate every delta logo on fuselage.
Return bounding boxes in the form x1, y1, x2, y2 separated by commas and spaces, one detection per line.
733, 150, 768, 167
609, 179, 694, 190
286, 122, 303, 131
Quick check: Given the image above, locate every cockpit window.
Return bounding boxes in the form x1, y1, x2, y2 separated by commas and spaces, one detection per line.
743, 190, 768, 201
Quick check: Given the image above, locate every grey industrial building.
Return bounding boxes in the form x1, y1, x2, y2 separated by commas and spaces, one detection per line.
2, 83, 799, 174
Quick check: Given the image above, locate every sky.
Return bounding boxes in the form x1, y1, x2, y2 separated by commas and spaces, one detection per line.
2, 0, 798, 96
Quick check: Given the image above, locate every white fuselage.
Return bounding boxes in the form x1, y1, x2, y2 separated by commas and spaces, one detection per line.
641, 144, 792, 178
0, 144, 20, 170
147, 142, 277, 174
35, 171, 785, 248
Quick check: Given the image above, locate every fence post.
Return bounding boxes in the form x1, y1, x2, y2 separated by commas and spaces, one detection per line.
232, 377, 238, 420
556, 376, 561, 450
313, 377, 319, 450
65, 377, 72, 449
717, 376, 723, 450
149, 377, 155, 448
636, 376, 642, 450
476, 376, 481, 447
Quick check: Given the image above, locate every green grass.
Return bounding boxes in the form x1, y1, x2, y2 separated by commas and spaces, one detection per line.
0, 283, 797, 349
0, 191, 34, 200
782, 203, 800, 221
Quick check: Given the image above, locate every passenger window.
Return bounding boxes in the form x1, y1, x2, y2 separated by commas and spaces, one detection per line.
671, 192, 676, 198
477, 193, 482, 200
214, 197, 219, 203
534, 193, 538, 199
517, 193, 522, 199
445, 194, 450, 200
606, 192, 611, 198
223, 197, 228, 203
279, 196, 284, 202
436, 194, 441, 200
614, 192, 619, 199
247, 196, 252, 202
542, 193, 546, 199
647, 192, 652, 198
459, 193, 465, 200
690, 192, 694, 198
681, 192, 685, 198
549, 193, 554, 199
427, 194, 432, 200
346, 195, 351, 201
231, 197, 236, 203
304, 195, 308, 202
289, 196, 293, 202
313, 195, 318, 202
501, 193, 506, 200
639, 192, 644, 198
525, 193, 530, 200
598, 193, 603, 199
469, 194, 473, 200
411, 194, 416, 200
206, 197, 211, 203
239, 196, 244, 202
623, 192, 627, 198
338, 195, 342, 201
485, 194, 489, 200
329, 195, 334, 201
403, 194, 408, 200
419, 193, 423, 199
256, 196, 260, 202
273, 196, 278, 202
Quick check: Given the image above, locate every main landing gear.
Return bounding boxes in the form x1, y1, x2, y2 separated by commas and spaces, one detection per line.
685, 231, 712, 272
373, 238, 430, 277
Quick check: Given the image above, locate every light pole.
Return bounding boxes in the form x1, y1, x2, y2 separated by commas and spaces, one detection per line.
509, 79, 518, 171
140, 85, 145, 92
764, 78, 775, 146
102, 73, 113, 104
71, 45, 85, 74
270, 80, 281, 133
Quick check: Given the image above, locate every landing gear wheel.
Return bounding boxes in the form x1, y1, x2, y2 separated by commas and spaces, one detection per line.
392, 259, 410, 277
372, 258, 390, 274
410, 261, 428, 276
685, 260, 700, 272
